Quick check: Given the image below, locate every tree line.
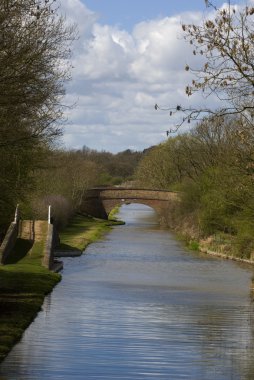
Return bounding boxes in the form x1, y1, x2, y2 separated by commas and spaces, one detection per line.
25, 147, 143, 228
135, 115, 254, 258
1, 137, 143, 234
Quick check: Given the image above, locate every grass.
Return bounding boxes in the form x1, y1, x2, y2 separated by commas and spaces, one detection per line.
0, 224, 61, 363
58, 213, 124, 252
188, 240, 200, 251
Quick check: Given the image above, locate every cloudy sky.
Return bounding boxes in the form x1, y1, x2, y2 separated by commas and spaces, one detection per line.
59, 0, 243, 153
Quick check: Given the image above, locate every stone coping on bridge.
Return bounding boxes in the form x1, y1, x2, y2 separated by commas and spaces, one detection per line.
89, 187, 178, 192
85, 188, 179, 201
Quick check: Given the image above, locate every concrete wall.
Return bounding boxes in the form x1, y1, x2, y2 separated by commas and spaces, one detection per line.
0, 212, 60, 270
42, 223, 60, 270
0, 221, 19, 265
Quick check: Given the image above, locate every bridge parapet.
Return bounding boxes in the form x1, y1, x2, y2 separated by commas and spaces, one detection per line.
97, 188, 178, 201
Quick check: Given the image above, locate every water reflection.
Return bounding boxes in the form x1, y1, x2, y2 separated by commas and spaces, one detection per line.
1, 204, 254, 379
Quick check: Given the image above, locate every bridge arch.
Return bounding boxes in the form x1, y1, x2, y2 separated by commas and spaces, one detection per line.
81, 187, 178, 222
104, 198, 163, 218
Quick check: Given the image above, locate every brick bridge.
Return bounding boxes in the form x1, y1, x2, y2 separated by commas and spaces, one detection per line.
81, 187, 178, 220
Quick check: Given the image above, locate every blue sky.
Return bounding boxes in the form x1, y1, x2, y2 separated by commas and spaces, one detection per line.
81, 0, 210, 31
60, 0, 246, 153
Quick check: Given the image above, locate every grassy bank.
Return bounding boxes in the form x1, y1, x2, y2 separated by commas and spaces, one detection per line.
174, 227, 254, 265
0, 234, 61, 363
58, 213, 124, 252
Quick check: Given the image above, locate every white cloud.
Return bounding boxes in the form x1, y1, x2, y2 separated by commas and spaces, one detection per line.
60, 0, 97, 37
59, 0, 220, 152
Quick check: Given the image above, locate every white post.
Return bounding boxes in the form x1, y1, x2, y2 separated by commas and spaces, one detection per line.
48, 205, 51, 224
14, 204, 19, 224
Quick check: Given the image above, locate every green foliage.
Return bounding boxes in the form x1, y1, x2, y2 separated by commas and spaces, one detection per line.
135, 141, 178, 189
98, 174, 134, 186
82, 146, 143, 184
178, 180, 201, 213
232, 209, 254, 259
234, 233, 254, 260
135, 116, 254, 258
188, 240, 200, 251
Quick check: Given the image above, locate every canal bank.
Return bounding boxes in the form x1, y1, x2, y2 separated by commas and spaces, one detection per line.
0, 213, 122, 363
166, 216, 254, 266
173, 233, 254, 267
57, 212, 124, 254
0, 237, 61, 362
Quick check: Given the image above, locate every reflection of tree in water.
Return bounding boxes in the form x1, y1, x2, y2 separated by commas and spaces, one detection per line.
199, 284, 254, 380
43, 293, 52, 317
242, 285, 254, 380
170, 291, 254, 380
155, 295, 254, 379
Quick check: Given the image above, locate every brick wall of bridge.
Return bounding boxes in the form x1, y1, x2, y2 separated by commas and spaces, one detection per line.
81, 188, 179, 220
98, 188, 178, 201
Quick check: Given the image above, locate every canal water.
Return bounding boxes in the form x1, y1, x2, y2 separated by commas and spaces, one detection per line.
1, 204, 254, 380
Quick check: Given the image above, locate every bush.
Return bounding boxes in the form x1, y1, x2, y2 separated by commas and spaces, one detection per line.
31, 195, 73, 228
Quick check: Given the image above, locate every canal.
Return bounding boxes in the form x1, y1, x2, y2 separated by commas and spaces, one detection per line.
1, 204, 254, 379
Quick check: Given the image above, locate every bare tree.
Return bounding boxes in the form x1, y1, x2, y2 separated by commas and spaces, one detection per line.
0, 0, 77, 147
155, 1, 254, 130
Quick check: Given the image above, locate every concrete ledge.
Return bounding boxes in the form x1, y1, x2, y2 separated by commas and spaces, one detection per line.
52, 260, 63, 273
42, 224, 60, 270
0, 222, 19, 265
54, 250, 82, 258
